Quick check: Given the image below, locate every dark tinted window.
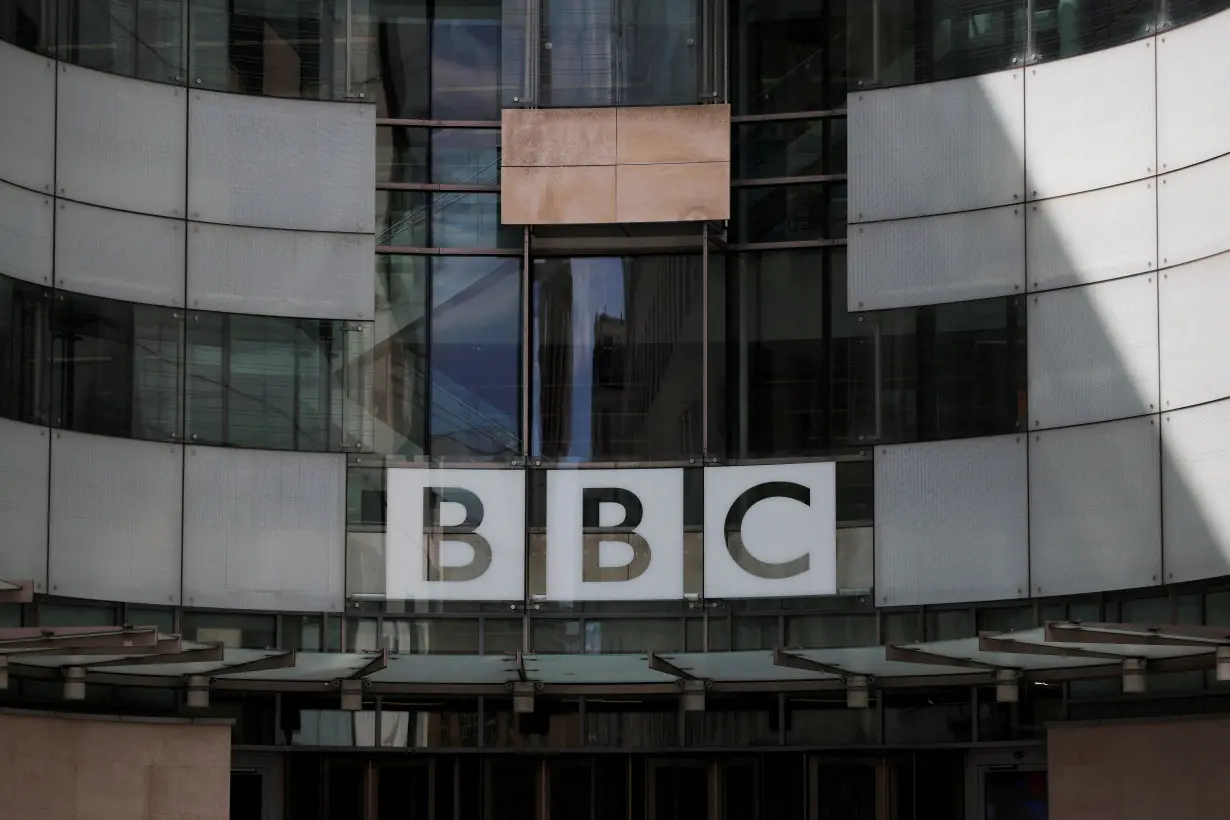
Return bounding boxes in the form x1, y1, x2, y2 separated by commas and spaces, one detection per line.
430, 256, 521, 458
734, 118, 846, 179
57, 0, 183, 83
432, 0, 501, 119
377, 190, 430, 248
531, 254, 704, 462
358, 0, 431, 118
0, 273, 50, 425
51, 290, 181, 441
378, 191, 517, 248
0, 0, 49, 50
733, 182, 847, 244
732, 0, 847, 114
185, 312, 350, 451
376, 126, 430, 183
1033, 0, 1157, 61
1165, 0, 1228, 26
189, 0, 344, 99
372, 255, 428, 457
431, 128, 501, 184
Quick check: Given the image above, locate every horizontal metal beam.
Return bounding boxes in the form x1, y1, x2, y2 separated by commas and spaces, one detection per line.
211, 651, 296, 677
773, 648, 854, 678
885, 645, 1002, 672
0, 625, 160, 653
1045, 621, 1230, 648
0, 579, 33, 603
88, 642, 226, 669
978, 635, 1125, 662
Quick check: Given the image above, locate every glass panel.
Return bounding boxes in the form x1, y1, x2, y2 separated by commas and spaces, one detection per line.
814, 764, 878, 819
377, 190, 430, 247
376, 127, 430, 183
0, 273, 50, 425
984, 771, 1048, 819
851, 0, 1028, 88
429, 256, 522, 458
883, 690, 973, 743
486, 759, 539, 820
182, 611, 277, 648
56, 0, 183, 83
585, 700, 678, 746
484, 617, 523, 653
185, 312, 350, 452
380, 618, 480, 653
786, 614, 876, 647
925, 609, 975, 640
537, 0, 700, 107
1033, 0, 1158, 61
531, 255, 704, 462
355, 0, 430, 118
189, 0, 345, 99
787, 699, 877, 744
978, 605, 1034, 633
1165, 0, 1228, 26
731, 616, 778, 650
583, 618, 682, 652
431, 193, 518, 248
432, 0, 502, 120
52, 291, 181, 441
372, 255, 428, 457
0, 0, 51, 50
126, 606, 175, 633
721, 250, 827, 459
532, 618, 583, 653
837, 460, 874, 523
39, 602, 116, 626
734, 119, 845, 180
282, 614, 323, 651
733, 0, 846, 114
375, 763, 431, 820
651, 762, 709, 820
733, 182, 846, 244
431, 128, 501, 184
684, 697, 778, 746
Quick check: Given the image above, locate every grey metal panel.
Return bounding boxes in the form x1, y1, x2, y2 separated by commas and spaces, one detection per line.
187, 90, 375, 233
1158, 252, 1230, 411
1157, 152, 1230, 268
875, 435, 1028, 606
182, 447, 345, 612
1024, 38, 1156, 199
836, 526, 873, 592
55, 63, 188, 218
54, 199, 186, 307
48, 431, 183, 605
0, 40, 55, 194
1026, 178, 1157, 292
848, 205, 1024, 311
1029, 416, 1162, 596
0, 418, 49, 591
0, 179, 53, 286
187, 222, 374, 320
1162, 399, 1230, 583
849, 69, 1024, 222
1028, 273, 1160, 429
1156, 9, 1230, 172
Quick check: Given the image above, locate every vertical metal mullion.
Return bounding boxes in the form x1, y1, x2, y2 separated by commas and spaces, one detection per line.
870, 0, 881, 86
521, 225, 531, 454
344, 0, 353, 95
374, 694, 383, 749
701, 224, 710, 456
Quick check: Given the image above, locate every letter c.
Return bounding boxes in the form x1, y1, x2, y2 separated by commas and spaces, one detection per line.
723, 482, 811, 580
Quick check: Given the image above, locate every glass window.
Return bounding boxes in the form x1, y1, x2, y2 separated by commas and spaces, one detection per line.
786, 614, 876, 647
39, 602, 116, 626
372, 255, 427, 456
430, 256, 522, 459
432, 193, 518, 248
376, 127, 430, 183
182, 611, 277, 649
733, 118, 846, 180
1032, 0, 1158, 61
0, 0, 50, 50
51, 290, 181, 441
531, 255, 704, 462
356, 0, 430, 118
529, 0, 701, 107
185, 312, 353, 452
126, 606, 175, 633
431, 128, 501, 184
380, 618, 479, 653
347, 465, 387, 528
719, 250, 827, 459
56, 0, 183, 83
850, 0, 1027, 88
189, 0, 345, 99
0, 273, 50, 425
1165, 0, 1226, 26
377, 190, 430, 247
432, 0, 501, 120
583, 618, 683, 652
732, 0, 847, 114
733, 182, 847, 244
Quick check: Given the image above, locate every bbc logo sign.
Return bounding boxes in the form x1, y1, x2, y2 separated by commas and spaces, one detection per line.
385, 464, 836, 602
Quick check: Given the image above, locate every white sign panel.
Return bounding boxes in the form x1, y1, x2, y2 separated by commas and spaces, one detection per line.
703, 462, 837, 599
385, 469, 525, 601
545, 469, 684, 602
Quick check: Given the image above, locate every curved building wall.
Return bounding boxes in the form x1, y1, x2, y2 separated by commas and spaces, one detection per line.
852, 8, 1230, 604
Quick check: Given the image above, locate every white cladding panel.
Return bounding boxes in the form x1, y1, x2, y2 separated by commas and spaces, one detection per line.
1157, 9, 1230, 171
1024, 39, 1156, 199
0, 418, 49, 591
548, 469, 683, 602
385, 469, 525, 602
849, 70, 1024, 221
187, 222, 374, 320
1028, 274, 1160, 429
0, 180, 53, 285
875, 436, 1028, 606
848, 205, 1023, 311
0, 41, 55, 194
1159, 253, 1230, 411
188, 91, 374, 233
1026, 179, 1157, 292
1157, 153, 1230, 268
56, 64, 187, 217
1029, 416, 1161, 596
1162, 399, 1230, 583
48, 432, 183, 605
54, 200, 186, 306
182, 447, 345, 612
